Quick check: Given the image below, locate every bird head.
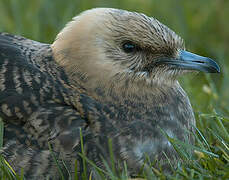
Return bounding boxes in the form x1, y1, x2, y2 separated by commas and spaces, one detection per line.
52, 8, 220, 91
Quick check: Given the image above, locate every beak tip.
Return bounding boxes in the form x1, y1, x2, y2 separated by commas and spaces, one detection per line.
211, 60, 220, 73
180, 50, 221, 74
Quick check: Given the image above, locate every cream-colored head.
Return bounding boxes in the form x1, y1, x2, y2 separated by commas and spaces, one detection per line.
52, 8, 218, 96
52, 8, 184, 89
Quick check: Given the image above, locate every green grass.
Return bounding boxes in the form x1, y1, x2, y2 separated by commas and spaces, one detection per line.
0, 118, 23, 180
0, 114, 229, 179
0, 0, 229, 179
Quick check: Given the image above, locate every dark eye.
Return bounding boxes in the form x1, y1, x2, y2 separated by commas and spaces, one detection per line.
122, 41, 137, 53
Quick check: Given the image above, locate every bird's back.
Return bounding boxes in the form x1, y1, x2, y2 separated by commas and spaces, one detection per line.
0, 33, 74, 122
0, 33, 89, 178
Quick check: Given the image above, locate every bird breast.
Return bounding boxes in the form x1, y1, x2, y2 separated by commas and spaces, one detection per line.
86, 82, 195, 169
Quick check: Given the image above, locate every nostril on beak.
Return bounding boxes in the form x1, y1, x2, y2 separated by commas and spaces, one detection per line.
193, 61, 204, 64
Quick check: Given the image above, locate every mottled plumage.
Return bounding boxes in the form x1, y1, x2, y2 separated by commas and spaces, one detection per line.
0, 8, 219, 179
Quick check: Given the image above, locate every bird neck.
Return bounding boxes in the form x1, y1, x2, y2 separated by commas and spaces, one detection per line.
70, 74, 182, 106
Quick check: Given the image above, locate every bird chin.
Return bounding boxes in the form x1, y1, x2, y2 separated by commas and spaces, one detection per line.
168, 67, 199, 75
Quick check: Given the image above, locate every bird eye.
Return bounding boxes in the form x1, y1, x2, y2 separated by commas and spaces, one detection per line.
122, 41, 137, 53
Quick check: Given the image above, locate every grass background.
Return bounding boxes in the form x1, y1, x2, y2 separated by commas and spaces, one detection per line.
0, 0, 228, 179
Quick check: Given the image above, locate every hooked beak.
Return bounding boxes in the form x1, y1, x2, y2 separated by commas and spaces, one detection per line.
157, 50, 220, 73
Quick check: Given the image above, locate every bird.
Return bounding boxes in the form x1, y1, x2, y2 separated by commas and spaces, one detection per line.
0, 8, 220, 179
